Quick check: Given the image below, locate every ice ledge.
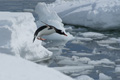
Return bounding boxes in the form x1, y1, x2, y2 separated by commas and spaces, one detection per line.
0, 12, 52, 61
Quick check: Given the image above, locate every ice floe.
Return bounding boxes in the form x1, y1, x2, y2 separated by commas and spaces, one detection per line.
55, 55, 92, 66
115, 65, 120, 73
54, 65, 94, 75
99, 73, 112, 80
71, 39, 85, 44
76, 37, 93, 41
50, 0, 120, 30
75, 75, 94, 80
97, 38, 120, 50
97, 38, 120, 44
81, 32, 105, 39
88, 58, 115, 66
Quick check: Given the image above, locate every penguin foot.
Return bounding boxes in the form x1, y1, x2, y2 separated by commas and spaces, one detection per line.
37, 37, 46, 41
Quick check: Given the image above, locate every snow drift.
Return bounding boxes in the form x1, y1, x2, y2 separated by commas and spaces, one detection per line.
35, 3, 74, 40
0, 53, 74, 80
50, 0, 120, 30
0, 12, 52, 61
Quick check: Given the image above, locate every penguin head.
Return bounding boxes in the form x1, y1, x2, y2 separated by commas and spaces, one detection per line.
56, 29, 67, 36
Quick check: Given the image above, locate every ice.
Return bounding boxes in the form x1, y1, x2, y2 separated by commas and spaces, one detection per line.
77, 57, 91, 64
88, 58, 115, 66
54, 65, 94, 75
56, 55, 92, 66
115, 59, 120, 64
115, 65, 120, 73
76, 37, 93, 41
109, 38, 120, 42
105, 45, 120, 50
0, 12, 52, 61
71, 37, 93, 44
50, 0, 120, 30
75, 75, 94, 80
65, 25, 73, 31
72, 52, 93, 56
23, 9, 34, 12
54, 56, 70, 61
57, 59, 81, 66
0, 53, 74, 80
97, 38, 120, 44
99, 73, 112, 80
97, 38, 120, 50
56, 56, 82, 66
71, 39, 85, 44
35, 2, 74, 40
54, 55, 94, 77
57, 56, 115, 67
97, 40, 116, 45
81, 32, 105, 39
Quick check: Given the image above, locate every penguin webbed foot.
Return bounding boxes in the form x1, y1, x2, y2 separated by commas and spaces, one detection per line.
37, 37, 46, 41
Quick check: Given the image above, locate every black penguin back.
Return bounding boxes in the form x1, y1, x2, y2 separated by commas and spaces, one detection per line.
34, 25, 48, 36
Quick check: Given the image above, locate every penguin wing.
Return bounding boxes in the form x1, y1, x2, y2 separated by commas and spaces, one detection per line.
48, 26, 53, 30
34, 26, 47, 36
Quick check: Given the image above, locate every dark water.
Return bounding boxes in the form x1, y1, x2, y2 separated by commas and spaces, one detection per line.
0, 0, 55, 11
43, 26, 120, 80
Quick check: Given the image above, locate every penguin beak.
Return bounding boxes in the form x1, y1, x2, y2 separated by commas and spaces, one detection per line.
64, 33, 67, 36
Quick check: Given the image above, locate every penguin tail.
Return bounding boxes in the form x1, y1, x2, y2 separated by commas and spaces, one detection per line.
33, 36, 36, 43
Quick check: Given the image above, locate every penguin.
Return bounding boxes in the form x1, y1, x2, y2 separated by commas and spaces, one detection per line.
33, 22, 67, 42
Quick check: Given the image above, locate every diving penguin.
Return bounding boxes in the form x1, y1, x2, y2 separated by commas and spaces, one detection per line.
33, 22, 67, 42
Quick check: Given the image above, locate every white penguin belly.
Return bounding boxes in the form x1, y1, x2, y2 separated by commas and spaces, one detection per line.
37, 28, 55, 37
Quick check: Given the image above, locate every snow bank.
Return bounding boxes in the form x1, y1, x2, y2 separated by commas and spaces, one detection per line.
35, 3, 74, 40
50, 0, 120, 30
0, 54, 74, 80
0, 12, 52, 61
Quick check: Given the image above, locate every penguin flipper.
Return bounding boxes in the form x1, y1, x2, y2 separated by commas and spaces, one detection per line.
33, 36, 36, 43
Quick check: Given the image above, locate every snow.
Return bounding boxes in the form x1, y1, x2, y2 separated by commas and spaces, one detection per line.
99, 73, 112, 80
0, 53, 74, 80
35, 2, 74, 40
0, 12, 52, 61
50, 0, 120, 30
